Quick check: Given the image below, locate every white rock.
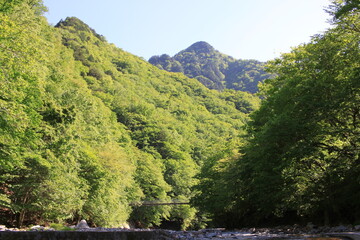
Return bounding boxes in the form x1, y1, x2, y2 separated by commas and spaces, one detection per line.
30, 225, 46, 231
76, 219, 90, 229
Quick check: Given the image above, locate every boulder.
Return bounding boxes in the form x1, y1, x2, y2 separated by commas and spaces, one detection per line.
30, 225, 46, 231
122, 223, 130, 229
76, 220, 90, 229
331, 225, 349, 232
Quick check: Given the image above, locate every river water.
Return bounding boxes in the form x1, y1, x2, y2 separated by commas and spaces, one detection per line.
0, 226, 355, 240
160, 229, 347, 240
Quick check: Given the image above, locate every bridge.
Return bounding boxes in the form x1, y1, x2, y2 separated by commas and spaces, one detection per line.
130, 200, 190, 206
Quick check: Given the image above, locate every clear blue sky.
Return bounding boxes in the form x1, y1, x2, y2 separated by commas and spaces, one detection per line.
43, 0, 332, 62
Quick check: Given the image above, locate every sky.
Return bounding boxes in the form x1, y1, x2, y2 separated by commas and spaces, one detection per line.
43, 0, 332, 62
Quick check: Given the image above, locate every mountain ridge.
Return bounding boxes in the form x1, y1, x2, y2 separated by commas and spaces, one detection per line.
149, 41, 272, 93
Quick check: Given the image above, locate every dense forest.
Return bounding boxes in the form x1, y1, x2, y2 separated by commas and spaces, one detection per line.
0, 0, 359, 230
149, 41, 272, 93
0, 0, 258, 229
193, 0, 360, 228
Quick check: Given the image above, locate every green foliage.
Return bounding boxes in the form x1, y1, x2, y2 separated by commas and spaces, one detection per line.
129, 151, 171, 228
192, 141, 244, 228
329, 0, 360, 19
149, 41, 273, 93
220, 89, 260, 114
194, 5, 360, 227
49, 223, 75, 231
0, 0, 46, 15
54, 17, 247, 228
148, 54, 183, 73
5, 0, 357, 230
224, 60, 272, 93
0, 2, 249, 229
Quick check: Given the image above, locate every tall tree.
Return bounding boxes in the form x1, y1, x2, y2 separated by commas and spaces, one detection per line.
194, 1, 360, 226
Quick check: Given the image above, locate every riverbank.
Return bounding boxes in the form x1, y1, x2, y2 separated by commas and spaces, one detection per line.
1, 225, 360, 240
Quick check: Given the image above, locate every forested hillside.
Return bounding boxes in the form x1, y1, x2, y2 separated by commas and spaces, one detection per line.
193, 0, 360, 228
149, 41, 272, 93
0, 0, 257, 229
1, 0, 358, 231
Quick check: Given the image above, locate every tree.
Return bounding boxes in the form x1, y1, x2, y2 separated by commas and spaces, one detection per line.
329, 0, 360, 19
230, 6, 359, 225
194, 2, 359, 227
1, 1, 248, 228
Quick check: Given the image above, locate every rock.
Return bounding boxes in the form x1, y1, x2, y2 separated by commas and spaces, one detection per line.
8, 228, 19, 231
318, 226, 331, 232
307, 222, 316, 230
122, 223, 130, 229
331, 225, 349, 232
354, 225, 360, 231
76, 219, 90, 229
30, 225, 46, 231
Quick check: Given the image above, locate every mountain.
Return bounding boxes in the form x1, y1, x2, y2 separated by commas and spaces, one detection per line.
3, 0, 357, 230
0, 3, 255, 229
149, 41, 272, 93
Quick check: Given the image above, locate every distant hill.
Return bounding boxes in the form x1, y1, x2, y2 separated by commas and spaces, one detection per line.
149, 41, 272, 93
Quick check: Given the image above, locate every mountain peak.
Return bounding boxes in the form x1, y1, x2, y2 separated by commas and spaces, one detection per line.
149, 41, 271, 92
55, 17, 105, 41
186, 41, 215, 54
